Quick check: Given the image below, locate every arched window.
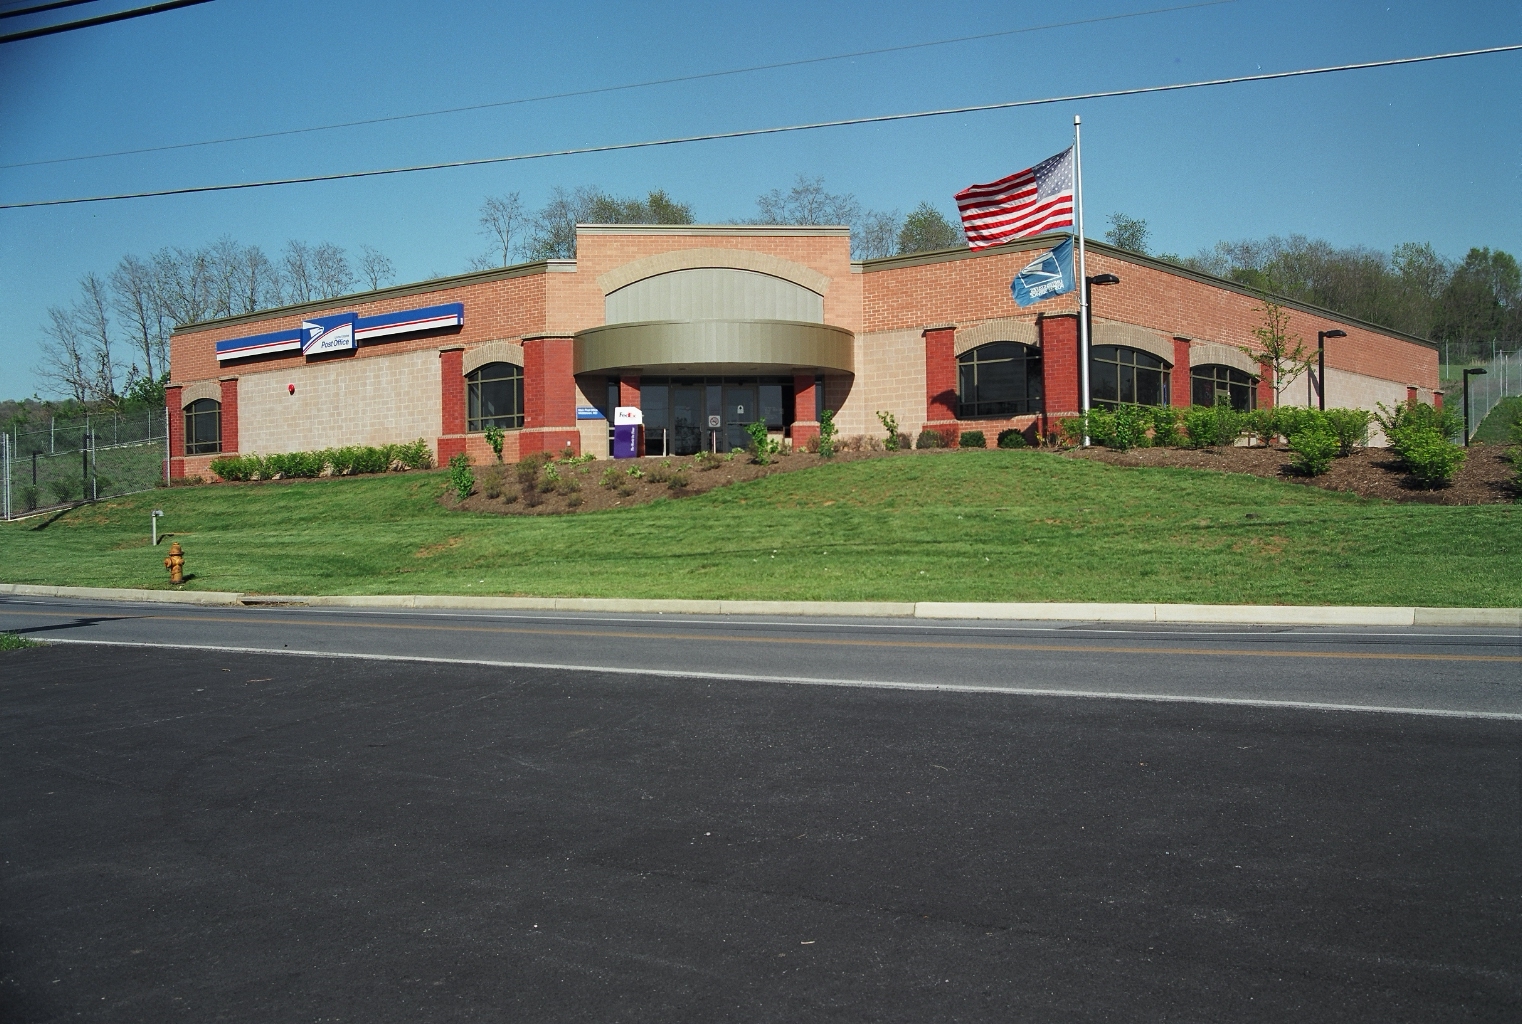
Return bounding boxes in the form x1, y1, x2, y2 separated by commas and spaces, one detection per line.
1091, 345, 1170, 407
1191, 364, 1258, 411
184, 398, 221, 454
957, 342, 1042, 417
467, 362, 524, 431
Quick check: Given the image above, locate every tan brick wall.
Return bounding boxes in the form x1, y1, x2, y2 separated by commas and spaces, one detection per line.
236, 348, 443, 456
838, 329, 927, 435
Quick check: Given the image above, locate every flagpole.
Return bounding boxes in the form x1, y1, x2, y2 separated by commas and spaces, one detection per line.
1074, 114, 1090, 446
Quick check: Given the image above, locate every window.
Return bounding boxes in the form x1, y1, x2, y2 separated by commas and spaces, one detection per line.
1091, 345, 1169, 407
957, 342, 1042, 417
184, 398, 221, 455
1191, 364, 1257, 411
466, 362, 523, 431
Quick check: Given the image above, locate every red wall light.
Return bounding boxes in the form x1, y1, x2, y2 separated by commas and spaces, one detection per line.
288, 383, 296, 395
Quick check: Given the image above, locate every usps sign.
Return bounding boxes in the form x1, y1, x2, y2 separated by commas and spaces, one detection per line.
302, 312, 358, 355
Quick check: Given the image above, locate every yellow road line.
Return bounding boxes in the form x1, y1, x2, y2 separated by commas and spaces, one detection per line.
3, 608, 1520, 663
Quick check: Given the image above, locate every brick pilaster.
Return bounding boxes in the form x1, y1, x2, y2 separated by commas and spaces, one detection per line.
922, 324, 959, 443
619, 376, 640, 409
218, 377, 239, 454
1171, 338, 1191, 409
437, 346, 466, 464
166, 384, 185, 479
1039, 313, 1080, 439
1257, 361, 1275, 410
520, 335, 580, 458
791, 373, 819, 446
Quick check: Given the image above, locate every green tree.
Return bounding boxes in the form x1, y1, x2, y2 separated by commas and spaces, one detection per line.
1433, 247, 1521, 358
1104, 213, 1150, 254
896, 202, 965, 254
526, 187, 695, 260
1245, 299, 1313, 406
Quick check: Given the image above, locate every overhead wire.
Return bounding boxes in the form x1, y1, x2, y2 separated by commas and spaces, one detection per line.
0, 0, 1236, 170
0, 1, 103, 21
3, 42, 1518, 211
0, 0, 213, 44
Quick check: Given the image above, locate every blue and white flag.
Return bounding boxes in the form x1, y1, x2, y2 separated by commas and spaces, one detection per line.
1010, 237, 1076, 307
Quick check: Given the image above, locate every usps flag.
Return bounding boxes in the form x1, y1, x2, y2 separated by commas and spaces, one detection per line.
956, 147, 1075, 250
1011, 237, 1076, 307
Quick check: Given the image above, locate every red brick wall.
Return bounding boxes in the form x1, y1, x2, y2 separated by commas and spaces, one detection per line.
1257, 362, 1276, 410
792, 373, 819, 445
520, 336, 580, 456
862, 245, 1437, 390
1171, 338, 1191, 409
218, 378, 239, 453
924, 326, 958, 430
619, 376, 641, 409
437, 346, 466, 462
166, 384, 185, 478
1040, 314, 1080, 431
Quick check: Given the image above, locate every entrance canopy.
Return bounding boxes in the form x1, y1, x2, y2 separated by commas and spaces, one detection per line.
573, 319, 854, 376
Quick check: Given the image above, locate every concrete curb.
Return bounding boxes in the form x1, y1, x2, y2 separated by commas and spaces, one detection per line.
2, 583, 1519, 627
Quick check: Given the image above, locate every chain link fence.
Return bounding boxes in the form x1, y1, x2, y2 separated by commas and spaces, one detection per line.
1452, 348, 1522, 442
3, 408, 169, 519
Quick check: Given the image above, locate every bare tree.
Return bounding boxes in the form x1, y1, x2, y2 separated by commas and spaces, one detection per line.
854, 209, 901, 260
358, 245, 395, 290
472, 193, 526, 269
282, 240, 316, 303
153, 246, 215, 327
111, 254, 167, 381
75, 272, 118, 399
756, 174, 860, 227
233, 243, 282, 313
1244, 299, 1313, 405
35, 304, 92, 402
311, 242, 355, 299
525, 186, 604, 260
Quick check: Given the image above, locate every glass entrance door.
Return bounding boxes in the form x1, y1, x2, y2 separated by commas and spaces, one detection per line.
672, 386, 703, 455
723, 386, 757, 452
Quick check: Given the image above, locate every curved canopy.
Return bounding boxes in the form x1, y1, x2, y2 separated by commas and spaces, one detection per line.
573, 319, 854, 376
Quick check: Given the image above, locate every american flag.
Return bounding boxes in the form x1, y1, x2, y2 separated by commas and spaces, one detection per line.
955, 147, 1075, 250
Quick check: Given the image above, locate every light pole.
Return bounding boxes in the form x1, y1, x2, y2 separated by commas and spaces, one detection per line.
1082, 273, 1121, 442
1316, 330, 1346, 411
1462, 367, 1487, 445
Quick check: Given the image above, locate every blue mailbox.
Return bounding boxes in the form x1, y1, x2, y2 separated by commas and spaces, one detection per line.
613, 407, 643, 459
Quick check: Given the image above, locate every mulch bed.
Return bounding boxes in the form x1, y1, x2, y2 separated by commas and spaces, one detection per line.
1065, 442, 1519, 505
444, 448, 904, 516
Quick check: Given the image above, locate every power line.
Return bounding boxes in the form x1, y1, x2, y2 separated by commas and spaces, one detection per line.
0, 0, 213, 44
0, 0, 1236, 170
0, 1, 102, 21
4, 42, 1519, 211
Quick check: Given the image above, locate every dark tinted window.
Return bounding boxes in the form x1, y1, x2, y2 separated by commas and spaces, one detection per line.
1091, 345, 1170, 408
466, 362, 524, 431
184, 398, 221, 455
1191, 364, 1257, 411
957, 342, 1042, 417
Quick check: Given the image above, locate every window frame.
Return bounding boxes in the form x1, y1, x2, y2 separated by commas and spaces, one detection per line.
956, 341, 1043, 418
1090, 344, 1171, 408
1190, 363, 1258, 411
466, 361, 525, 432
184, 398, 222, 455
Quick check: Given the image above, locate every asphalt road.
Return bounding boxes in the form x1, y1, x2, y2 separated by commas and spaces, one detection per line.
1, 596, 1521, 717
1, 601, 1520, 1021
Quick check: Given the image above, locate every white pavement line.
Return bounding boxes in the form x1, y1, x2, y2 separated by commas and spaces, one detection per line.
38, 638, 1522, 723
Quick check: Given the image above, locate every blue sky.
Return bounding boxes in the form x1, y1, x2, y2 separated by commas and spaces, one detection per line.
1, 0, 1518, 399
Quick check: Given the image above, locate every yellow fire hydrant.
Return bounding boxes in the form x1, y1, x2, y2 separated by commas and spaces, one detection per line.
164, 542, 185, 585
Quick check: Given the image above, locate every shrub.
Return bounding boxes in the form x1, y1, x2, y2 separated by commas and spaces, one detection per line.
1149, 406, 1183, 447
210, 454, 258, 481
916, 429, 946, 449
522, 488, 543, 507
667, 472, 689, 490
326, 446, 388, 476
1185, 402, 1244, 448
1288, 424, 1338, 476
600, 466, 621, 489
693, 450, 721, 471
997, 428, 1028, 449
817, 408, 837, 458
263, 451, 325, 478
1323, 408, 1371, 456
446, 452, 475, 500
392, 438, 433, 470
1107, 404, 1152, 451
565, 492, 583, 508
957, 430, 986, 449
746, 421, 779, 465
484, 425, 505, 462
1376, 400, 1463, 448
480, 465, 505, 499
541, 462, 562, 492
1401, 429, 1466, 487
876, 411, 900, 450
515, 453, 548, 489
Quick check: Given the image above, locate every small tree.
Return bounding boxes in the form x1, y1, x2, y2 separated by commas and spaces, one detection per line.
484, 425, 505, 462
816, 408, 837, 458
1245, 299, 1313, 406
876, 411, 900, 451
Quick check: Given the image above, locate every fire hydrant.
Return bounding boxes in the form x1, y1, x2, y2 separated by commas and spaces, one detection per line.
163, 542, 185, 584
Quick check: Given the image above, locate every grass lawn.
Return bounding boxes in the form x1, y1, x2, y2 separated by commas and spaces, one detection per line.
2, 450, 1518, 606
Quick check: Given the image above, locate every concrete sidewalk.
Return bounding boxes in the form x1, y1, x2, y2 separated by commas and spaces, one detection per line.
2, 583, 1518, 627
